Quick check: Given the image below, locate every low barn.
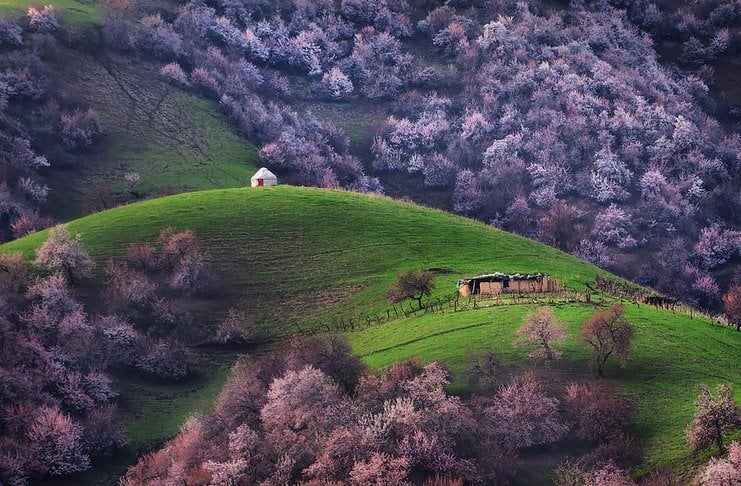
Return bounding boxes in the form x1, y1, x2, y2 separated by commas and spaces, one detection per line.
457, 272, 559, 297
251, 167, 278, 187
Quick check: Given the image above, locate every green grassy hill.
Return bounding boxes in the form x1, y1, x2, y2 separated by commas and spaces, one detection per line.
350, 303, 740, 477
3, 186, 610, 332
2, 186, 739, 482
0, 0, 100, 26
46, 48, 259, 221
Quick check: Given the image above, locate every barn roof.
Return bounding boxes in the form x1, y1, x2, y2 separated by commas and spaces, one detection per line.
458, 272, 548, 284
251, 167, 277, 181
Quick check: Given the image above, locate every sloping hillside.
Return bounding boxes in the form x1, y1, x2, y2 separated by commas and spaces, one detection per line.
2, 186, 611, 333
350, 303, 740, 478
46, 47, 259, 220
1, 186, 738, 483
0, 0, 99, 25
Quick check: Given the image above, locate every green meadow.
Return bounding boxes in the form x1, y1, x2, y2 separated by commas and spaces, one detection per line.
2, 186, 738, 480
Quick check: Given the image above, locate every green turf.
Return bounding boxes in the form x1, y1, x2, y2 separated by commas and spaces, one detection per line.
122, 365, 231, 450
46, 48, 259, 220
2, 186, 738, 480
349, 300, 741, 477
0, 0, 100, 25
2, 186, 613, 334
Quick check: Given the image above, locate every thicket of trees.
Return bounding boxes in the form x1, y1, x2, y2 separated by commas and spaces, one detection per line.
120, 323, 740, 485
616, 0, 741, 117
0, 11, 101, 242
101, 0, 403, 192
3, 228, 734, 486
122, 335, 644, 485
0, 226, 218, 484
96, 0, 740, 311
370, 1, 740, 310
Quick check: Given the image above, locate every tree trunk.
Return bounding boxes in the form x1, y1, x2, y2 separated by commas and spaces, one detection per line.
596, 352, 609, 377
716, 427, 725, 454
597, 361, 605, 377
63, 263, 75, 284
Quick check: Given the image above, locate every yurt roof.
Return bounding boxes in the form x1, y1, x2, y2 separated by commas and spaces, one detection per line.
251, 167, 277, 180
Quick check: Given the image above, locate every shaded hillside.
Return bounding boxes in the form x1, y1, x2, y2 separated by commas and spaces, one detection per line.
350, 302, 741, 478
2, 186, 738, 483
45, 47, 259, 220
3, 186, 611, 334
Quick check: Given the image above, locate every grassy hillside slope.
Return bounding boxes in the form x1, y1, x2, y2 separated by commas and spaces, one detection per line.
0, 0, 100, 25
350, 303, 740, 478
3, 186, 609, 332
46, 48, 259, 220
2, 186, 738, 482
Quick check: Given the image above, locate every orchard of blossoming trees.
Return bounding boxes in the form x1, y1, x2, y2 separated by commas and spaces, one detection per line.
94, 0, 741, 310
120, 334, 740, 485
0, 10, 101, 241
617, 0, 741, 109
2, 225, 738, 484
120, 339, 643, 486
0, 226, 225, 483
371, 2, 740, 310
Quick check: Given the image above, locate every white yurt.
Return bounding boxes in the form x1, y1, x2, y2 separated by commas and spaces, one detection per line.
251, 167, 278, 187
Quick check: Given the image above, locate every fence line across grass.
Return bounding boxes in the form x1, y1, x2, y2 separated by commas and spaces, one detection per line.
260, 284, 731, 342
275, 289, 596, 339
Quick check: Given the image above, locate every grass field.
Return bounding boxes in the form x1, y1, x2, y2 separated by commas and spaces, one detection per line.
45, 47, 259, 220
51, 362, 232, 486
0, 0, 100, 25
2, 186, 612, 333
349, 301, 741, 477
1, 186, 738, 481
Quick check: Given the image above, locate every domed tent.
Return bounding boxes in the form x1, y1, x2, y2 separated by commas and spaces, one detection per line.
251, 167, 278, 187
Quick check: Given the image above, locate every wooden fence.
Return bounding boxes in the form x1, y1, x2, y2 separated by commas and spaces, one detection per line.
255, 276, 732, 342
273, 289, 594, 340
